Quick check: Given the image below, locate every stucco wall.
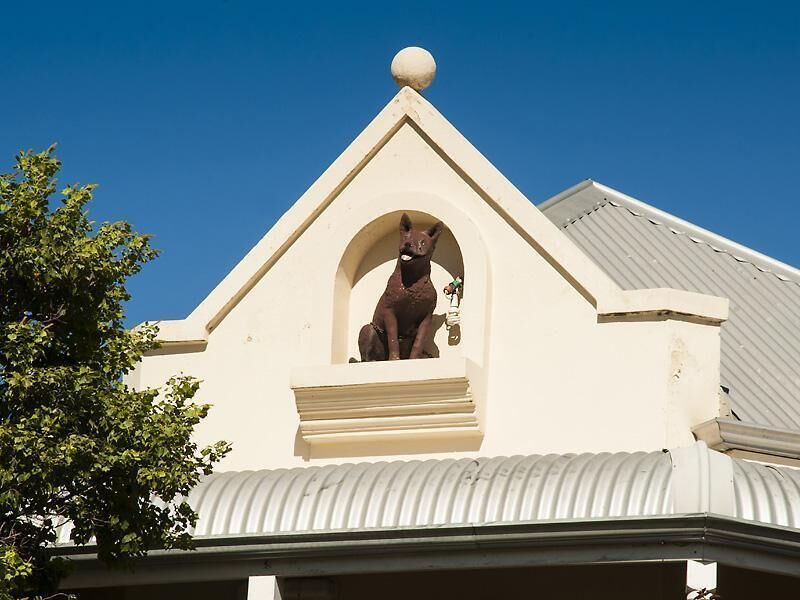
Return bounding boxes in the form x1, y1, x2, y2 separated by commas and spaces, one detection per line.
134, 120, 723, 471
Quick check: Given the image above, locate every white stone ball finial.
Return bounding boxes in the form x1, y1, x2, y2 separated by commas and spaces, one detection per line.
391, 47, 436, 92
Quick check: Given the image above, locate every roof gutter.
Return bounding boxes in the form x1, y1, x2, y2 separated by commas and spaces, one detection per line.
694, 418, 800, 466
59, 514, 800, 589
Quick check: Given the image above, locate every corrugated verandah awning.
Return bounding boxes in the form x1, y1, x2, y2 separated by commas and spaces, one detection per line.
57, 442, 800, 587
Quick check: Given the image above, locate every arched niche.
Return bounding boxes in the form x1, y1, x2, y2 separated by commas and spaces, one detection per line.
330, 192, 491, 369
291, 192, 491, 455
333, 210, 464, 363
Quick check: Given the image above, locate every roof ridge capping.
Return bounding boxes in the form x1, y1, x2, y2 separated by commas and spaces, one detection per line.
537, 179, 601, 226
145, 89, 728, 348
541, 180, 800, 284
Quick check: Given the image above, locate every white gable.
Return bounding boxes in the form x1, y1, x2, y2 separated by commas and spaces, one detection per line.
133, 88, 729, 470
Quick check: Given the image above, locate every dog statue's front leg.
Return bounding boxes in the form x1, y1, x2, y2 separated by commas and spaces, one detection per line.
384, 311, 401, 360
409, 314, 432, 359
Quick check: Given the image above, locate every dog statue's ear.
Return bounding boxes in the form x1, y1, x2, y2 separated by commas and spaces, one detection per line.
426, 221, 444, 241
400, 213, 412, 235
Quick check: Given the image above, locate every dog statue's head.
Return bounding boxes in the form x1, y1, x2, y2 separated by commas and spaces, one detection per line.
398, 213, 443, 265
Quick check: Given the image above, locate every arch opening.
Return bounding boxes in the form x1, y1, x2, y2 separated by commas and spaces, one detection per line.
333, 210, 465, 364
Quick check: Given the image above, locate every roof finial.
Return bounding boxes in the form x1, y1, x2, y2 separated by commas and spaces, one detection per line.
391, 47, 436, 92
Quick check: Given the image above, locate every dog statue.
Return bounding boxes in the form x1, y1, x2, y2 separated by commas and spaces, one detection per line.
357, 213, 444, 361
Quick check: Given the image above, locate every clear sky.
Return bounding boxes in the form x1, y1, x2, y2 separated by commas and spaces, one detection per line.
2, 1, 798, 326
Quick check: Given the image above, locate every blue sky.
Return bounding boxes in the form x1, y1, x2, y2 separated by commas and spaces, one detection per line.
2, 1, 798, 326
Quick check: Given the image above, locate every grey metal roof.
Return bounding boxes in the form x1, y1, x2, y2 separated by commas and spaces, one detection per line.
184, 447, 800, 537
539, 181, 800, 431
54, 443, 800, 550
733, 459, 800, 528
187, 452, 673, 538
59, 446, 800, 587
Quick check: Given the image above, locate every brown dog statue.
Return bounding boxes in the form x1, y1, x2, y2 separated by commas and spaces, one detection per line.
357, 213, 444, 361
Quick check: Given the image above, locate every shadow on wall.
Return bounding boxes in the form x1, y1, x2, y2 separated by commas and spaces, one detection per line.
292, 425, 482, 460
332, 210, 465, 364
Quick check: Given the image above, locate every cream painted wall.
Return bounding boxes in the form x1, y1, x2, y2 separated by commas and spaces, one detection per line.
135, 118, 724, 471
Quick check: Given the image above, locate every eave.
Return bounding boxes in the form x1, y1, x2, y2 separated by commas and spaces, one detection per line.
55, 443, 800, 588
59, 515, 800, 588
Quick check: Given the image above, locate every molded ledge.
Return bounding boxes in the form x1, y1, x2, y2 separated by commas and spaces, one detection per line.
598, 289, 729, 324
140, 320, 208, 355
290, 357, 480, 447
693, 418, 800, 465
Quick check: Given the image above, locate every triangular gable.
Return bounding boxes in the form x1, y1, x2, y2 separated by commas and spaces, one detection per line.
151, 88, 727, 346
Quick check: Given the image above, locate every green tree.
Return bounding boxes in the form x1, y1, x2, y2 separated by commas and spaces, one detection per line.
0, 147, 230, 598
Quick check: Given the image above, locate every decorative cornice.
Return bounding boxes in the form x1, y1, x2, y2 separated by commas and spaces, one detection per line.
139, 320, 209, 356
290, 357, 480, 447
693, 418, 800, 465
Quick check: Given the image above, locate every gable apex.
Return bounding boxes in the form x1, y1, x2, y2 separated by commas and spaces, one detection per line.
149, 88, 727, 347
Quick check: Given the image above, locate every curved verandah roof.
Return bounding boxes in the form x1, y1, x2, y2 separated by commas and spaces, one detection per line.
56, 443, 800, 587
56, 442, 800, 542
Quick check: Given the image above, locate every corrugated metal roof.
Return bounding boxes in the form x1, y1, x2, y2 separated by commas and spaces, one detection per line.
187, 452, 673, 538
733, 459, 800, 527
54, 444, 800, 547
539, 181, 800, 431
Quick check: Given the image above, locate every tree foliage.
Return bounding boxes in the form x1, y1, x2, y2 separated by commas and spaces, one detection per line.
0, 147, 230, 598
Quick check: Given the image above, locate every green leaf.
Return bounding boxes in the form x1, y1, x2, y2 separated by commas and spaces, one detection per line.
0, 146, 230, 597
